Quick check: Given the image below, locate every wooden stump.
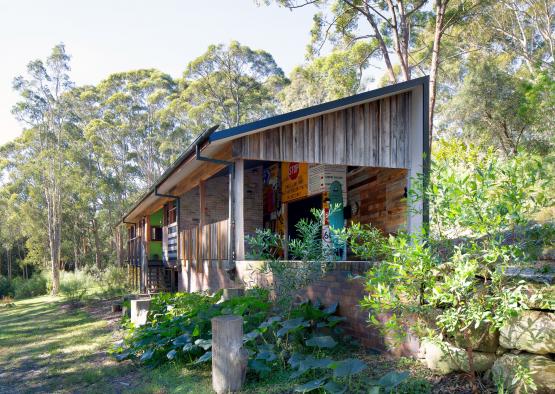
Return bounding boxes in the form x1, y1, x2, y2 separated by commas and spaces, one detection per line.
222, 288, 245, 301
211, 315, 248, 394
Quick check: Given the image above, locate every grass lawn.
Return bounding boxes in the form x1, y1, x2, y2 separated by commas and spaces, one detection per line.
0, 295, 213, 394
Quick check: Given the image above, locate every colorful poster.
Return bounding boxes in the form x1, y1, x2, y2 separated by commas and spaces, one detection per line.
281, 162, 309, 203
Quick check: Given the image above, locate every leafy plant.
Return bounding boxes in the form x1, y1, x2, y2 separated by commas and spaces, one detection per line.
247, 209, 330, 311
352, 143, 553, 393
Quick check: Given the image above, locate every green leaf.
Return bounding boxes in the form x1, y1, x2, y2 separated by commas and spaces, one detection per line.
173, 333, 191, 346
115, 351, 130, 361
327, 316, 347, 327
194, 338, 212, 350
249, 359, 271, 374
294, 378, 326, 392
166, 349, 177, 360
243, 330, 260, 343
288, 352, 305, 369
323, 381, 347, 394
330, 358, 367, 378
140, 348, 154, 362
323, 302, 338, 315
256, 350, 277, 362
277, 318, 308, 337
377, 371, 409, 388
306, 336, 337, 348
194, 351, 212, 364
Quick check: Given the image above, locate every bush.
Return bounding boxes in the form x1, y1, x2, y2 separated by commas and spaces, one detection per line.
99, 266, 128, 295
11, 274, 48, 299
0, 276, 13, 298
59, 271, 94, 301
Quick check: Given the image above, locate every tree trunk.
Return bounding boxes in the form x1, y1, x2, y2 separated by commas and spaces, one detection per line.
429, 0, 448, 149
7, 249, 12, 280
92, 218, 102, 270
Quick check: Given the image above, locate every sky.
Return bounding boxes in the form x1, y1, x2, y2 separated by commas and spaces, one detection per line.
0, 0, 317, 145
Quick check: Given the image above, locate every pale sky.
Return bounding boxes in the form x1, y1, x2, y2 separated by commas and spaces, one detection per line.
0, 0, 318, 145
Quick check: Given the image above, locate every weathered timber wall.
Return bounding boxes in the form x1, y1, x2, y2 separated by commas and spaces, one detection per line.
232, 92, 411, 168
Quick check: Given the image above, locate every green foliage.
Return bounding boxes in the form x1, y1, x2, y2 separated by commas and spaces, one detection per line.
11, 274, 48, 299
58, 271, 95, 301
447, 61, 553, 155
350, 142, 553, 386
247, 209, 330, 310
180, 40, 288, 133
0, 276, 12, 298
98, 266, 129, 295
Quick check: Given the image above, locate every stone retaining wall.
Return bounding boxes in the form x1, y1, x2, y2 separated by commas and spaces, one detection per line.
417, 263, 555, 392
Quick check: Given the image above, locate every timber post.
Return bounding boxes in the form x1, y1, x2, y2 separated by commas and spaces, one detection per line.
222, 288, 244, 301
211, 315, 248, 394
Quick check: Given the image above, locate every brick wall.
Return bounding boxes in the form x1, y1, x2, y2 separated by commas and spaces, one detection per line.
204, 175, 229, 224
347, 167, 408, 234
243, 166, 263, 239
179, 186, 200, 229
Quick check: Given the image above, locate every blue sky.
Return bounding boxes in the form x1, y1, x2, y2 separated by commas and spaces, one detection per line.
0, 0, 318, 145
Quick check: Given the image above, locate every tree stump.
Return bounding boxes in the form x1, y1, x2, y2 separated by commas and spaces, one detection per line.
222, 288, 245, 301
211, 315, 248, 393
111, 302, 122, 313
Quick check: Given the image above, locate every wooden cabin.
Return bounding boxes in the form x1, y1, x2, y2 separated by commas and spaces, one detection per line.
122, 77, 429, 348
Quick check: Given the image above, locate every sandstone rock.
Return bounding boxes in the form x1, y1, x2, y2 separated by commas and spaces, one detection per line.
523, 283, 555, 310
500, 310, 555, 355
419, 338, 497, 375
452, 324, 499, 353
496, 346, 509, 356
504, 265, 554, 285
492, 353, 555, 393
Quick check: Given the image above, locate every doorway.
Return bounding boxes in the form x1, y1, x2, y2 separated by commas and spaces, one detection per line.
287, 193, 322, 240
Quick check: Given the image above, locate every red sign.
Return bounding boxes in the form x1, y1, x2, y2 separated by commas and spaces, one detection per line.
288, 162, 300, 180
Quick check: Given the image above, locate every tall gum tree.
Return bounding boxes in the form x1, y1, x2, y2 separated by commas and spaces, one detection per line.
261, 0, 477, 145
11, 44, 73, 295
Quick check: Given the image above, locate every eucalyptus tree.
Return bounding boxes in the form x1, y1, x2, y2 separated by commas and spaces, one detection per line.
279, 45, 372, 111
94, 69, 181, 187
261, 0, 477, 144
11, 44, 73, 294
179, 41, 288, 133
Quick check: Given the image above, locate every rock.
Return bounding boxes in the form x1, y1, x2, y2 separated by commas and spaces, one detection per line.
503, 265, 554, 285
500, 310, 555, 355
523, 283, 555, 311
492, 353, 555, 393
496, 346, 509, 356
419, 338, 497, 375
452, 324, 499, 353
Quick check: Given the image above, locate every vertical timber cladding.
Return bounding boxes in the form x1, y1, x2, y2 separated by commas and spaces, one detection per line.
232, 92, 411, 168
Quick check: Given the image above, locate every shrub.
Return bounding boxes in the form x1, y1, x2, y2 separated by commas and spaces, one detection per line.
0, 276, 13, 298
99, 265, 128, 295
350, 142, 553, 393
59, 271, 94, 301
11, 274, 48, 299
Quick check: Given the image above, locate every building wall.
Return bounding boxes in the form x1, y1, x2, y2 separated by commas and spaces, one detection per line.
179, 186, 200, 229
347, 167, 408, 234
177, 259, 417, 355
204, 175, 229, 224
243, 166, 264, 241
232, 92, 412, 169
